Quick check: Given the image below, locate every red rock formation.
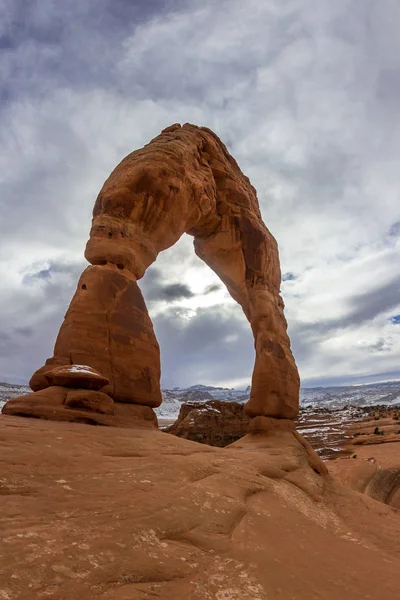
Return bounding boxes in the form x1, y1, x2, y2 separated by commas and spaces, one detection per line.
5, 123, 299, 424
165, 400, 251, 446
29, 356, 71, 392
52, 265, 161, 406
3, 386, 157, 428
44, 365, 110, 390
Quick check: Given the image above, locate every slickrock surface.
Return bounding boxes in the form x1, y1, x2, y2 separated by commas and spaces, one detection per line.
0, 414, 399, 599
329, 443, 400, 509
10, 123, 299, 423
328, 408, 400, 509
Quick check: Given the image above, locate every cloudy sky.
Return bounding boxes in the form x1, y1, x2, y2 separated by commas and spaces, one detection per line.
1, 0, 400, 390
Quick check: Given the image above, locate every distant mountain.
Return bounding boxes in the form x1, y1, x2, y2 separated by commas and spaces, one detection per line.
0, 383, 31, 410
1, 380, 400, 421
187, 384, 233, 391
157, 380, 400, 420
301, 380, 400, 409
156, 385, 252, 419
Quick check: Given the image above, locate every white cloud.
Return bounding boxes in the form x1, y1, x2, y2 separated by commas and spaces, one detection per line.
1, 0, 400, 388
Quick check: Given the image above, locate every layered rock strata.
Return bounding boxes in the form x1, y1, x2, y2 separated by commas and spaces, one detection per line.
5, 123, 299, 424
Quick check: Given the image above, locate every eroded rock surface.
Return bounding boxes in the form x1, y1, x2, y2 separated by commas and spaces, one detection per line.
330, 441, 400, 509
0, 415, 399, 599
8, 123, 299, 424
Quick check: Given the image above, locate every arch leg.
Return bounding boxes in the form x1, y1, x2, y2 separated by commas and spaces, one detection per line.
27, 264, 162, 407
194, 213, 299, 419
53, 264, 162, 407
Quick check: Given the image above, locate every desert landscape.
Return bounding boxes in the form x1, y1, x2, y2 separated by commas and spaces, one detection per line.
1, 123, 399, 599
0, 403, 399, 599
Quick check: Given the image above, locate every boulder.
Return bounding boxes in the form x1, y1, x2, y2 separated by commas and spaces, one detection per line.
44, 365, 110, 390
29, 356, 71, 392
165, 400, 251, 447
2, 386, 68, 417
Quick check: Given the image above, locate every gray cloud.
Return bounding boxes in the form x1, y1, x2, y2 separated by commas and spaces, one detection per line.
344, 277, 400, 327
13, 326, 34, 337
153, 304, 254, 389
282, 273, 296, 282
161, 284, 194, 300
141, 267, 194, 303
388, 221, 400, 239
204, 284, 222, 294
0, 258, 86, 381
1, 0, 400, 388
298, 276, 400, 336
0, 0, 187, 101
22, 260, 85, 285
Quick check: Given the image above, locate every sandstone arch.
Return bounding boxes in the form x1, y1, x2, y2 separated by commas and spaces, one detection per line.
4, 123, 299, 424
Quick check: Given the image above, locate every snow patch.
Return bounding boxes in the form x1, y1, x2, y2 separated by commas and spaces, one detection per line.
69, 365, 98, 375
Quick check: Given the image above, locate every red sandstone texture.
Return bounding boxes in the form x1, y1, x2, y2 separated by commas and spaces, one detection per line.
4, 123, 299, 423
329, 442, 400, 509
0, 415, 399, 599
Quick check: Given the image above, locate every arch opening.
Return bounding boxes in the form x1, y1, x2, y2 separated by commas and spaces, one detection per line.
139, 234, 254, 391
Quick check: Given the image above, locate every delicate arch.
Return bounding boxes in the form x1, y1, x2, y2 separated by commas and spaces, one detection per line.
6, 124, 299, 423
